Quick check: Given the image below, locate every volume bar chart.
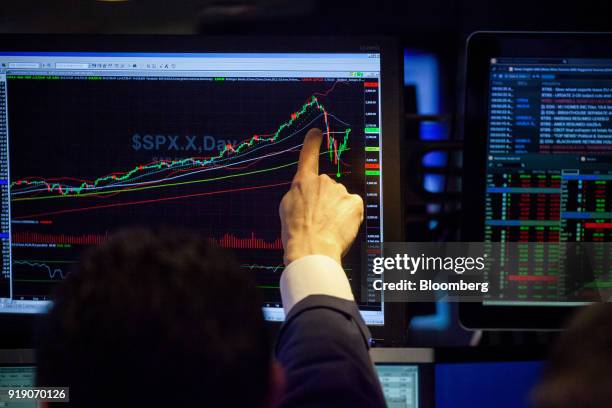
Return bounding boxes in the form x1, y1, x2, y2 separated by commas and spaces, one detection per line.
210, 233, 282, 250
12, 231, 283, 250
13, 232, 109, 246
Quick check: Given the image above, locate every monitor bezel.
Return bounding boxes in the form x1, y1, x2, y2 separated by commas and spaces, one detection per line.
0, 34, 406, 346
460, 31, 612, 330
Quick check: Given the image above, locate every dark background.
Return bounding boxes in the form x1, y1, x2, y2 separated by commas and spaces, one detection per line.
1, 0, 610, 346
2, 0, 611, 116
7, 76, 369, 306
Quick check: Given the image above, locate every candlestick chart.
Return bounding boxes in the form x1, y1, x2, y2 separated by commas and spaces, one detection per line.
6, 76, 375, 303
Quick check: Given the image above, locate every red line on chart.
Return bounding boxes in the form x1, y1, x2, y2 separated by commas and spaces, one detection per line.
313, 80, 347, 97
14, 181, 293, 220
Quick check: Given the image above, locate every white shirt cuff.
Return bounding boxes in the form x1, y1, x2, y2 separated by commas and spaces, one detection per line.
280, 254, 354, 314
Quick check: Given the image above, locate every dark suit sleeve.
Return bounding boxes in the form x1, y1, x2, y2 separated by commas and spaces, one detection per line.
275, 295, 386, 408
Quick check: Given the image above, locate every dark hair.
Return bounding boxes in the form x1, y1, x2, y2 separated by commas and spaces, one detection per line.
36, 228, 271, 407
532, 303, 612, 408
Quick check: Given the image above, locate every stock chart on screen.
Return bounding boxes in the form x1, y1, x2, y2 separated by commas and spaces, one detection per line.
0, 52, 385, 323
484, 57, 612, 305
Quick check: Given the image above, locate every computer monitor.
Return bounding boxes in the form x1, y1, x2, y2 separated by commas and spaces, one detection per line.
435, 360, 542, 408
0, 365, 36, 408
433, 346, 544, 408
376, 364, 420, 408
371, 348, 435, 408
0, 349, 36, 408
461, 32, 612, 329
0, 35, 404, 342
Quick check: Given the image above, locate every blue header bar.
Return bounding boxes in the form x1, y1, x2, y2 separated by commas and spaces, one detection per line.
0, 52, 376, 58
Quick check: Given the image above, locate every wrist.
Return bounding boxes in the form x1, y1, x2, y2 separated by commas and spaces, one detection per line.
283, 237, 342, 265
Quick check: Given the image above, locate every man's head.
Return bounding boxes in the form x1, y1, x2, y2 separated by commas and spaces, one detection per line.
532, 303, 612, 408
37, 228, 275, 407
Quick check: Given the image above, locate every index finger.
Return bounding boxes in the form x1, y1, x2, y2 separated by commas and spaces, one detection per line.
295, 128, 323, 178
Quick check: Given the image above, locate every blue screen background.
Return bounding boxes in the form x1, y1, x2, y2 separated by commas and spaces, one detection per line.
435, 361, 543, 408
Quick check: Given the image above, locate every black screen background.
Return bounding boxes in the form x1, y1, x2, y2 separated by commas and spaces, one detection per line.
6, 75, 375, 309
